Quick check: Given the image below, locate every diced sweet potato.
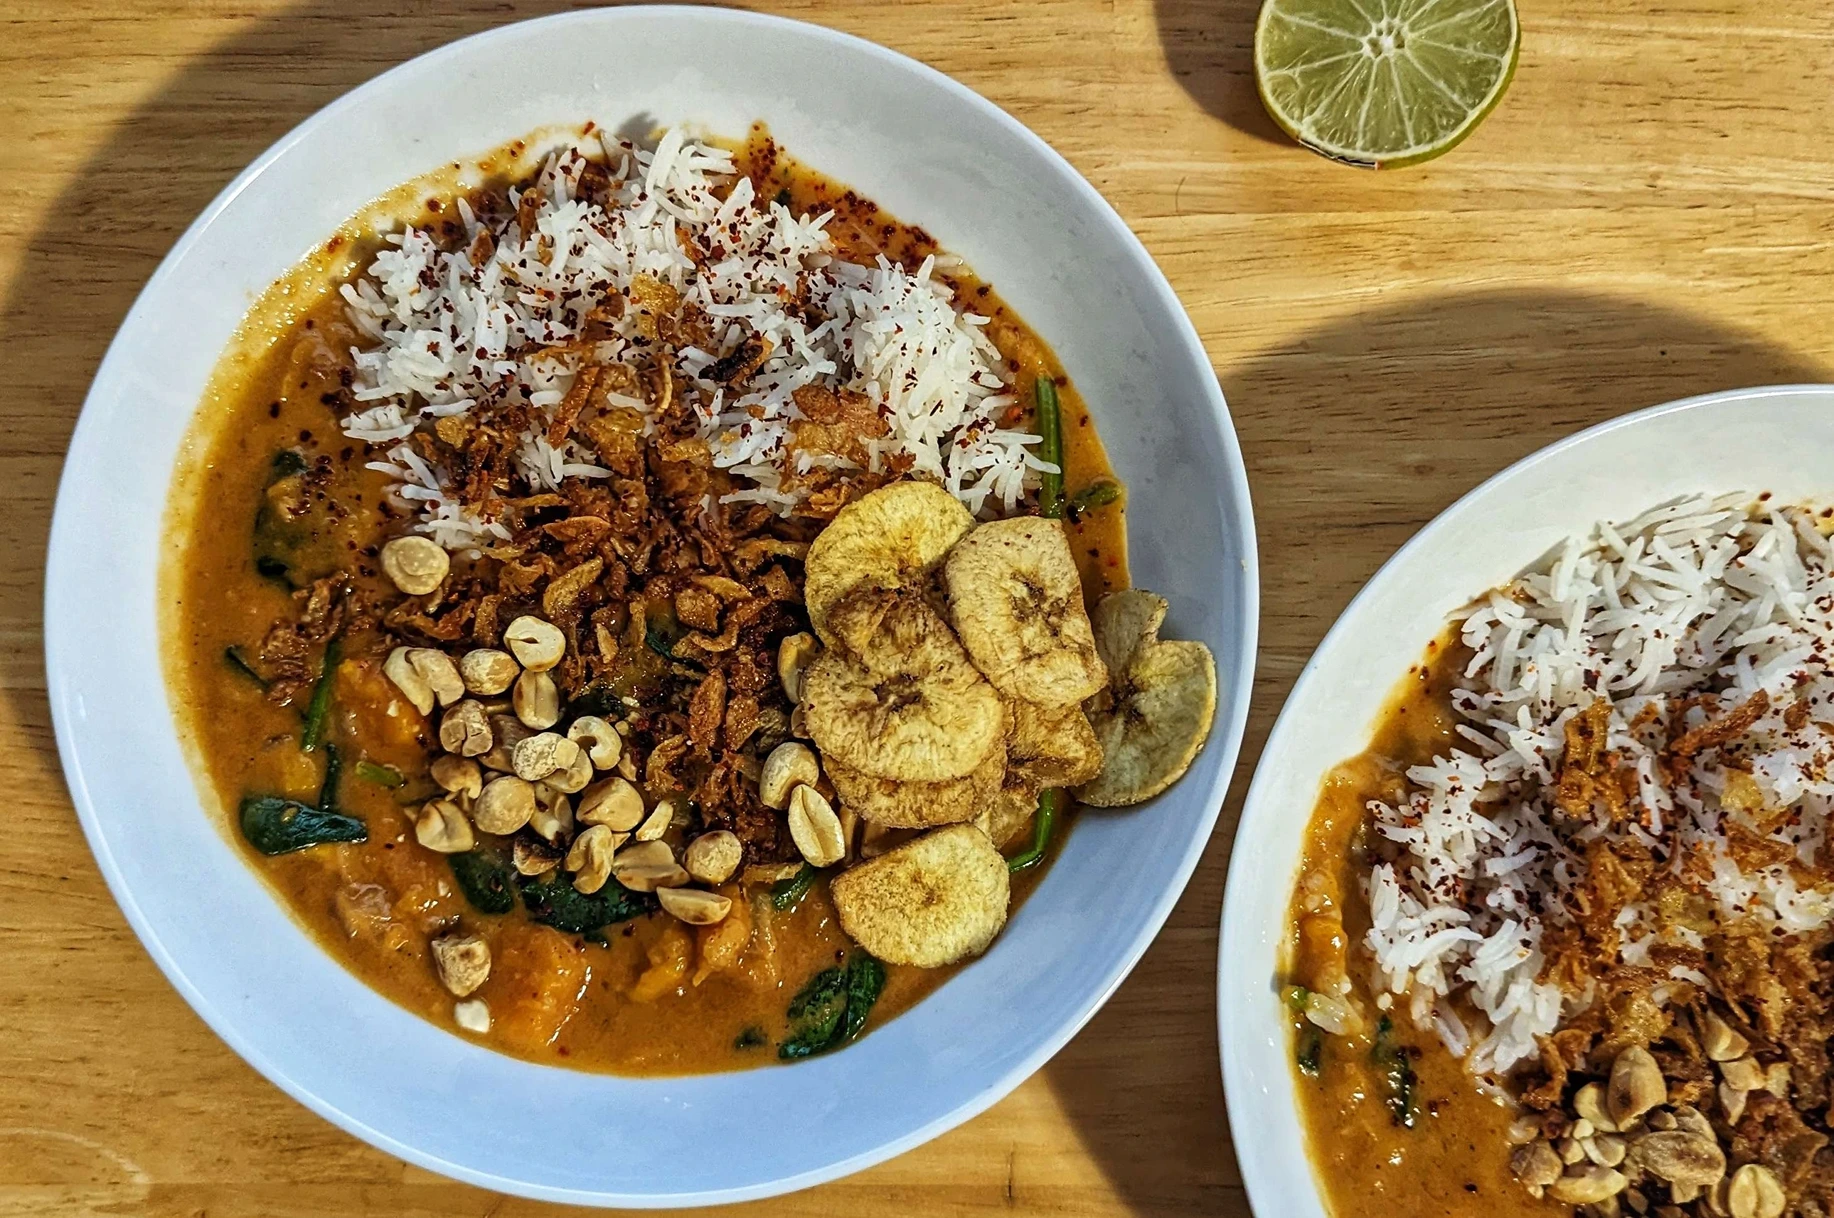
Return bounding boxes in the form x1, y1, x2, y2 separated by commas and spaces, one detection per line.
630, 922, 693, 1003
692, 886, 752, 985
335, 658, 427, 754
486, 923, 589, 1052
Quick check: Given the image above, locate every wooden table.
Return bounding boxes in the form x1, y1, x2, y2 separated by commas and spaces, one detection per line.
6, 1, 1834, 1214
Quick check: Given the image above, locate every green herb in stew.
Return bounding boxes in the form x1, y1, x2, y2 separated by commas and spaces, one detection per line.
253, 449, 330, 587
1296, 1026, 1322, 1077
1035, 376, 1064, 520
1067, 479, 1122, 517
298, 636, 340, 753
778, 954, 886, 1060
355, 760, 405, 788
1006, 789, 1061, 873
316, 741, 344, 810
223, 646, 268, 689
1370, 1015, 1418, 1129
563, 682, 626, 723
238, 736, 364, 855
519, 871, 653, 935
239, 795, 367, 856
449, 848, 517, 915
771, 863, 817, 910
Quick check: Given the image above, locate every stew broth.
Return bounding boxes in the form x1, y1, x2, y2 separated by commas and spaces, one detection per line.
1286, 635, 1562, 1217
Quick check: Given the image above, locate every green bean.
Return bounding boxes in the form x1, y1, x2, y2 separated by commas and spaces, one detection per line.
355, 760, 404, 788
1006, 788, 1061, 873
772, 863, 817, 910
299, 637, 341, 753
316, 741, 343, 811
1035, 376, 1064, 520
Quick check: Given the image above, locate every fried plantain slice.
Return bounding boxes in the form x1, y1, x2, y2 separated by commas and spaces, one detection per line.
827, 734, 1007, 829
977, 702, 1102, 849
943, 517, 1107, 707
802, 480, 973, 645
1007, 699, 1104, 791
830, 824, 1010, 967
1075, 590, 1216, 807
802, 592, 1005, 782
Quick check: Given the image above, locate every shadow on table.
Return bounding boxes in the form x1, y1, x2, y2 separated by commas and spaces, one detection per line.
1151, 0, 1286, 143
1, 0, 591, 776
1040, 289, 1829, 1216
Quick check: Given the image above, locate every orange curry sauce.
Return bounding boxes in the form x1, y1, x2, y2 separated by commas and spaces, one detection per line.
1286, 633, 1564, 1217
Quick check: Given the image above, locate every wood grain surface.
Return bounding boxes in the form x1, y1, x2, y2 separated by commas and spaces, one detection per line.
5, 1, 1834, 1215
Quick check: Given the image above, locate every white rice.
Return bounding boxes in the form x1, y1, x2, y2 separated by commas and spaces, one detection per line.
1364, 494, 1834, 1074
337, 128, 1038, 549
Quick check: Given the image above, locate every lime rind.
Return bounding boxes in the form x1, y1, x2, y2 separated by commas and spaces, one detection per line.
1255, 0, 1520, 169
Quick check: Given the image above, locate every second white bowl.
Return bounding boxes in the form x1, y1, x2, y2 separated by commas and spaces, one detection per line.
1219, 384, 1834, 1217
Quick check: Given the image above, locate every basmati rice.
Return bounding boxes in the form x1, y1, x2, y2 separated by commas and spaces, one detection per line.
337, 128, 1038, 550
1365, 494, 1834, 1074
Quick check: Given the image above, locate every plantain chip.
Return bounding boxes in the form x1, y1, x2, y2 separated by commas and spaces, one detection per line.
827, 734, 1007, 829
802, 480, 973, 645
1074, 590, 1216, 808
802, 591, 1005, 782
943, 516, 1107, 707
830, 824, 1010, 968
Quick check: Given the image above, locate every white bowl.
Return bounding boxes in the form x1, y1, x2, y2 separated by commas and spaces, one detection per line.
45, 7, 1258, 1207
1218, 384, 1834, 1217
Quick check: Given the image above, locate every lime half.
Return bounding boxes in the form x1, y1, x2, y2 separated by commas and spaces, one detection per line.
1255, 0, 1519, 169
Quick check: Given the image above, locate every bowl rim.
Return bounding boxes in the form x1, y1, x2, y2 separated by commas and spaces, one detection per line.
1216, 382, 1834, 1218
47, 5, 1261, 1205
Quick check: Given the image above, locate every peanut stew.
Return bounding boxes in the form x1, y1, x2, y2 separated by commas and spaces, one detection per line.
166, 125, 1217, 1075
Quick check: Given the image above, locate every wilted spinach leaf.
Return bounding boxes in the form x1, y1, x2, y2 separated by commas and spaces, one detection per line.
518, 871, 653, 934
269, 449, 308, 479
842, 955, 886, 1042
253, 447, 341, 588
240, 795, 366, 855
238, 735, 364, 855
778, 954, 885, 1060
779, 966, 847, 1059
449, 847, 517, 915
1296, 1026, 1322, 1077
771, 863, 816, 910
788, 966, 847, 1020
